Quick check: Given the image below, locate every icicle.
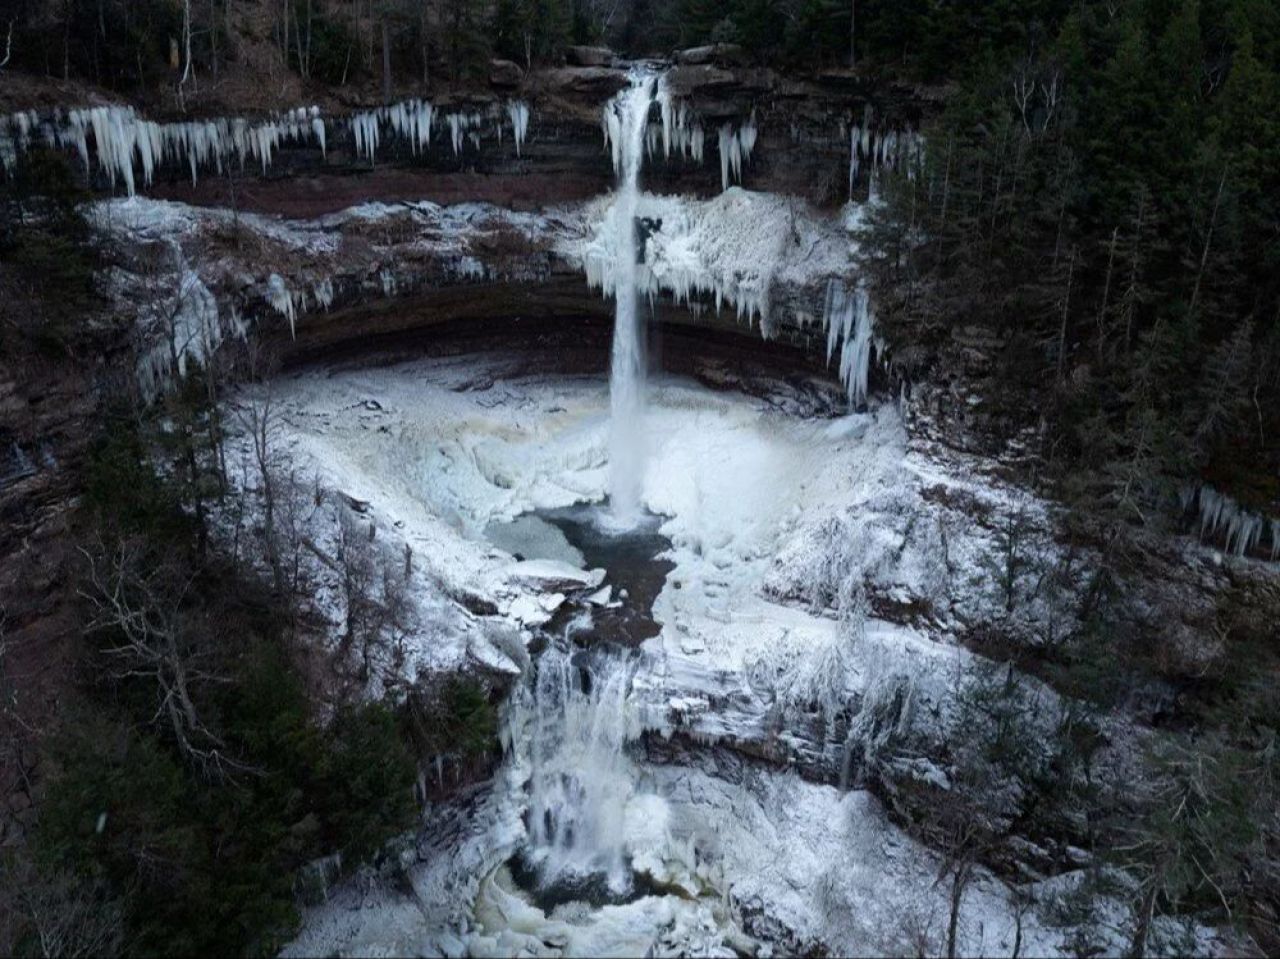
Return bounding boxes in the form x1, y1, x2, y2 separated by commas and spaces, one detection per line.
739, 116, 757, 159
1194, 484, 1276, 559
716, 119, 755, 192
312, 116, 327, 157
313, 278, 334, 310
658, 88, 674, 158
448, 113, 465, 155
267, 273, 297, 339
849, 124, 861, 196
602, 104, 623, 175
507, 100, 530, 157
690, 125, 704, 163
823, 280, 876, 406
416, 101, 434, 151
351, 111, 380, 162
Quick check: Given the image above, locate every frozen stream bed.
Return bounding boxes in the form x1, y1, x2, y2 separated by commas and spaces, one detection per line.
227, 353, 1123, 957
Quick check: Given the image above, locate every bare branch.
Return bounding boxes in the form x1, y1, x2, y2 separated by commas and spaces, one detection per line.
79, 535, 251, 780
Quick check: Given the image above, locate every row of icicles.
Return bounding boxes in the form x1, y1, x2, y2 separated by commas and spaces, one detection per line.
3, 94, 916, 202
0, 98, 532, 196
1184, 485, 1280, 560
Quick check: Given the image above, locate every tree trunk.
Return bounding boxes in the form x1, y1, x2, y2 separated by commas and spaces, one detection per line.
420, 3, 430, 85
1097, 226, 1119, 354
946, 861, 969, 959
210, 0, 219, 78
1127, 882, 1157, 959
1188, 165, 1227, 320
939, 136, 954, 228
850, 0, 856, 68
1056, 248, 1076, 386
381, 16, 392, 103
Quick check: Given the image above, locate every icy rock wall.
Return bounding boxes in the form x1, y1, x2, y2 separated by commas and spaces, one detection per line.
616, 83, 755, 193
0, 104, 325, 195
0, 98, 533, 194
136, 248, 247, 403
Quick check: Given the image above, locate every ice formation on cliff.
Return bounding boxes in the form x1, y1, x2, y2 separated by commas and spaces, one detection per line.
267, 273, 299, 338
718, 118, 757, 192
1191, 484, 1278, 559
848, 124, 923, 195
136, 253, 241, 402
0, 98, 531, 192
824, 280, 877, 406
0, 105, 325, 195
575, 187, 855, 338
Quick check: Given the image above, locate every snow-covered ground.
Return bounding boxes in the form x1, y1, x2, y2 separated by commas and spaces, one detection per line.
227, 353, 1178, 957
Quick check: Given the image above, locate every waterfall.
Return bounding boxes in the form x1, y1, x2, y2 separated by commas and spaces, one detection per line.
602, 74, 658, 526
518, 638, 642, 895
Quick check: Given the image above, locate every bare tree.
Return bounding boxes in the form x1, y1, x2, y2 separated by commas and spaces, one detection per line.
0, 608, 39, 838
0, 858, 124, 959
177, 0, 195, 110
333, 508, 415, 686
79, 536, 245, 779
236, 391, 284, 594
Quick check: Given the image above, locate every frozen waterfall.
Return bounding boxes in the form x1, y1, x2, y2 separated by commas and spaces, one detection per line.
824, 280, 877, 407
603, 74, 659, 525
514, 638, 642, 895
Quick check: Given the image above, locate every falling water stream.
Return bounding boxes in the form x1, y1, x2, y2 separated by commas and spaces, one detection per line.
484, 72, 678, 912
605, 72, 659, 526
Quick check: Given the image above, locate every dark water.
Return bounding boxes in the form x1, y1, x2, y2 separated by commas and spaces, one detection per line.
487, 502, 675, 647
506, 848, 668, 912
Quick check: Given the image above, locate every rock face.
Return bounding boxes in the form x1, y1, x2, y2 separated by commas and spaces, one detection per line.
0, 304, 132, 846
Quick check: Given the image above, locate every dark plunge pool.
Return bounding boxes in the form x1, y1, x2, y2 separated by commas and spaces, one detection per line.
485, 503, 675, 647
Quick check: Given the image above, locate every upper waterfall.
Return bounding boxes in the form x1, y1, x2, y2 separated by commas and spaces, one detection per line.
602, 72, 660, 526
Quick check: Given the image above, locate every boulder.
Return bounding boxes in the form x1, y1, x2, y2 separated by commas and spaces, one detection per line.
663, 64, 775, 99
539, 66, 630, 98
674, 43, 746, 67
566, 45, 615, 67
489, 58, 524, 89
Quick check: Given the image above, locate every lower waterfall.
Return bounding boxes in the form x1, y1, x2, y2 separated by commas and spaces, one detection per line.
516, 635, 643, 899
